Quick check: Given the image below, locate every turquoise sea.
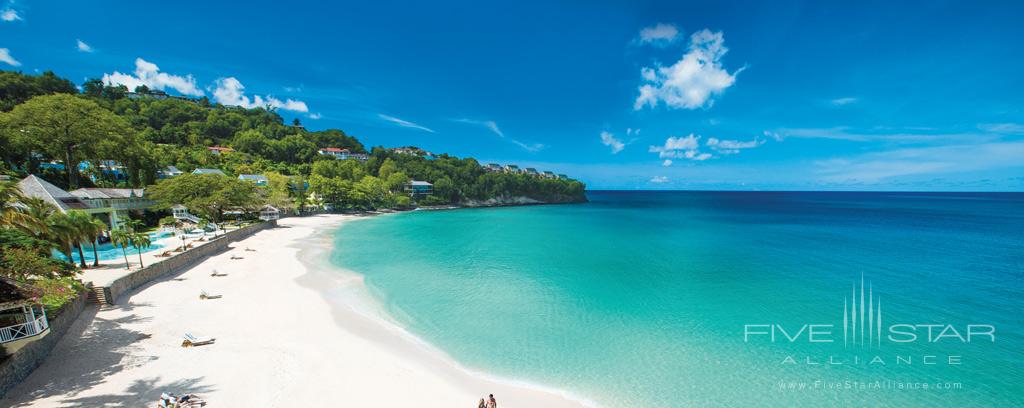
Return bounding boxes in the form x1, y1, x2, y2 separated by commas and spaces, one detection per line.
328, 191, 1024, 407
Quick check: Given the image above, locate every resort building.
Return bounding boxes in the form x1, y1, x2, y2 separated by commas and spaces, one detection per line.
503, 164, 520, 174
318, 148, 369, 161
543, 171, 556, 179
0, 278, 49, 354
259, 205, 281, 221
524, 168, 539, 176
485, 163, 502, 172
158, 166, 183, 179
70, 188, 154, 229
192, 168, 227, 176
171, 204, 201, 223
207, 146, 234, 155
405, 181, 433, 197
16, 175, 151, 231
238, 174, 269, 186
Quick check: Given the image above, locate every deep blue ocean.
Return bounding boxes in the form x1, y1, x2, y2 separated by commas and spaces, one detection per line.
329, 191, 1024, 407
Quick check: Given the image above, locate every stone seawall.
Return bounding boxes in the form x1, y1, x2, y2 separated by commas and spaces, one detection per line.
0, 291, 89, 397
0, 221, 276, 398
105, 221, 276, 304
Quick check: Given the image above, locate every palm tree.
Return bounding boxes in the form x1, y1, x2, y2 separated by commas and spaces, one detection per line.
86, 218, 108, 267
0, 183, 48, 234
66, 210, 95, 269
46, 212, 78, 264
110, 229, 132, 270
130, 231, 152, 268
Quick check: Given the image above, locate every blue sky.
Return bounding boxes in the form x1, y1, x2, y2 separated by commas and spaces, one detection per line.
2, 0, 1023, 191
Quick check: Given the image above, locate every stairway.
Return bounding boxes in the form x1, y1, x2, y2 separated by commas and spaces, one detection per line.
87, 286, 112, 306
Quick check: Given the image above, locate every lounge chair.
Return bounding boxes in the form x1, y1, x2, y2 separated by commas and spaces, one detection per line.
181, 332, 215, 347
244, 247, 256, 252
209, 270, 227, 277
157, 250, 173, 258
199, 290, 222, 300
230, 255, 243, 260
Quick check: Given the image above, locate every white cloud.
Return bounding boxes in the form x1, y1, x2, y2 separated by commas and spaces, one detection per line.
634, 29, 742, 110
649, 134, 713, 161
662, 159, 673, 167
379, 114, 435, 133
454, 118, 544, 152
1, 9, 20, 22
600, 131, 625, 154
815, 142, 1024, 184
650, 176, 670, 183
76, 39, 93, 53
212, 77, 309, 112
638, 23, 679, 44
706, 136, 765, 155
0, 48, 20, 66
103, 58, 203, 96
979, 123, 1024, 134
830, 97, 858, 106
308, 113, 322, 120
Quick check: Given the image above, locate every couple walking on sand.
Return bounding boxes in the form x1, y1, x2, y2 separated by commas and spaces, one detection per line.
477, 394, 497, 408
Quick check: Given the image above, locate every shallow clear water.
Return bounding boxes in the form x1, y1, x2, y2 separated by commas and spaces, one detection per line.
329, 191, 1024, 407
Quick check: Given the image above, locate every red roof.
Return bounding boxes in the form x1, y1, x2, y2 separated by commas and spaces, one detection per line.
320, 147, 349, 153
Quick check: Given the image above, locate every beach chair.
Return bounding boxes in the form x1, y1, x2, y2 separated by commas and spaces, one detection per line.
181, 332, 215, 347
199, 290, 222, 300
230, 255, 243, 260
157, 250, 173, 258
210, 269, 227, 277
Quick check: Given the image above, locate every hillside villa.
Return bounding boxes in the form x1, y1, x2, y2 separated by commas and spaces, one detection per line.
318, 147, 369, 161
191, 168, 227, 176
206, 146, 234, 155
405, 181, 433, 197
238, 174, 268, 186
158, 166, 183, 179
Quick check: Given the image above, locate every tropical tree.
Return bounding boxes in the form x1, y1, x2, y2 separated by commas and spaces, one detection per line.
45, 212, 78, 264
3, 94, 132, 188
130, 232, 152, 269
85, 217, 108, 268
65, 211, 96, 269
110, 229, 132, 270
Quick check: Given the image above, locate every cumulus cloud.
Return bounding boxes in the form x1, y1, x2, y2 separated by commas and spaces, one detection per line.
649, 134, 711, 160
103, 58, 203, 96
379, 114, 435, 133
212, 77, 309, 112
830, 97, 858, 106
650, 176, 670, 183
76, 39, 93, 53
600, 131, 626, 154
662, 159, 672, 167
308, 113, 322, 120
638, 23, 679, 44
453, 118, 544, 152
634, 29, 742, 110
1, 8, 20, 22
706, 136, 765, 155
0, 48, 20, 66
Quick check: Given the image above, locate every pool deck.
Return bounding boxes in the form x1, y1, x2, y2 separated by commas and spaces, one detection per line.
77, 229, 236, 287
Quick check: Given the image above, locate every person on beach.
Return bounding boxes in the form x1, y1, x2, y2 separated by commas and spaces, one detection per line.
488, 394, 498, 408
478, 398, 487, 408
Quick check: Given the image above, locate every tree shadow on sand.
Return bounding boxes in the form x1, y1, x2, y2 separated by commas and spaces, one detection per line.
0, 305, 157, 406
56, 376, 214, 408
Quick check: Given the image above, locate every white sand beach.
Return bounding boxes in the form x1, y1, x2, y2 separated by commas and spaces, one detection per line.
0, 214, 586, 407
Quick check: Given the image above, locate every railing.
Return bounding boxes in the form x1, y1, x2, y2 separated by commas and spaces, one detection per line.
0, 316, 49, 344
